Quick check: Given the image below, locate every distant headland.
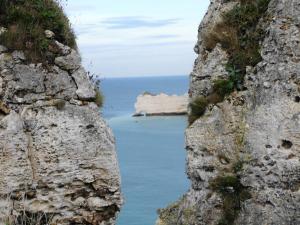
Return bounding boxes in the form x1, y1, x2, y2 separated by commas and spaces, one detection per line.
133, 92, 188, 116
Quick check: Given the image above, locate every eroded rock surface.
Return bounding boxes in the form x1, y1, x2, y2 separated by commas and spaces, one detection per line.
0, 39, 122, 225
157, 0, 300, 224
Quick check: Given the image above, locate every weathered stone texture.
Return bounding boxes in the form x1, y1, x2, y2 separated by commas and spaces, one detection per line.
157, 0, 300, 224
0, 39, 122, 225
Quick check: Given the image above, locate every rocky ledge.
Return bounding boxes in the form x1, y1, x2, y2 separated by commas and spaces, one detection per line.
0, 30, 122, 225
133, 93, 188, 116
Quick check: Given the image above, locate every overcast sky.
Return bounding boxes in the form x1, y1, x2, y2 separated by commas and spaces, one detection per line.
64, 0, 210, 78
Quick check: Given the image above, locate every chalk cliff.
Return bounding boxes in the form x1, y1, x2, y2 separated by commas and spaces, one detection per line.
157, 0, 300, 224
134, 93, 188, 116
0, 2, 122, 225
0, 35, 122, 225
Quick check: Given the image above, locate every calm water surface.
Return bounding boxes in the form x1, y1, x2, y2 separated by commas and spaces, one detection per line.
101, 76, 190, 225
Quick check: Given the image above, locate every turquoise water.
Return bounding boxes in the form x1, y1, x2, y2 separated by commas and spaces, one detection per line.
101, 76, 190, 225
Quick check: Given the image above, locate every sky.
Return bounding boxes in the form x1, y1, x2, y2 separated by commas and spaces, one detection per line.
64, 0, 210, 78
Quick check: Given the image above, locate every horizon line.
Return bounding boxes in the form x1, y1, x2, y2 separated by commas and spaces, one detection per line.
99, 74, 189, 79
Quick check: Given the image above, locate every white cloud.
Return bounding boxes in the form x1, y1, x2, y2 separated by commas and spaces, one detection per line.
65, 0, 210, 77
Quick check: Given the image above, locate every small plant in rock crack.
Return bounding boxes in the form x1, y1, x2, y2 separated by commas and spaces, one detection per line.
94, 89, 104, 107
88, 72, 101, 87
13, 211, 53, 225
202, 0, 271, 95
226, 64, 244, 90
210, 175, 251, 225
88, 72, 104, 108
188, 96, 208, 125
3, 192, 54, 225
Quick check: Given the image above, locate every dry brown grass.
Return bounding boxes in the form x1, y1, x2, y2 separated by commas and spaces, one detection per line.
203, 0, 271, 73
0, 0, 76, 63
2, 193, 54, 225
5, 212, 53, 225
0, 197, 54, 225
203, 23, 239, 52
188, 0, 271, 126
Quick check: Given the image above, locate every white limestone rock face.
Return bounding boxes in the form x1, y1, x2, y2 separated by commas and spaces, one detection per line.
0, 42, 122, 224
54, 49, 81, 71
157, 0, 300, 224
190, 44, 229, 97
72, 67, 96, 100
134, 93, 188, 116
54, 40, 72, 56
45, 30, 55, 39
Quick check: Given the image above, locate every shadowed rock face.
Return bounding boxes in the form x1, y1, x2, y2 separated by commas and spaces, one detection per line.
0, 37, 122, 224
157, 0, 300, 225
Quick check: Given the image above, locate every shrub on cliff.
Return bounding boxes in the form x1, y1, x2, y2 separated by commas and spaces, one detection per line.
203, 0, 271, 90
188, 96, 208, 125
157, 197, 197, 225
94, 89, 104, 107
0, 0, 76, 63
210, 174, 251, 225
189, 0, 271, 125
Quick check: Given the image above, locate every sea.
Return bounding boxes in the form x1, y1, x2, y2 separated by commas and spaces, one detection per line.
100, 76, 190, 225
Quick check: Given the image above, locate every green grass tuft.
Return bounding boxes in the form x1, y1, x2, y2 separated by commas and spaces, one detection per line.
210, 175, 251, 225
188, 96, 208, 125
189, 0, 271, 125
0, 0, 76, 63
94, 89, 104, 108
232, 160, 244, 173
203, 0, 271, 91
213, 79, 234, 97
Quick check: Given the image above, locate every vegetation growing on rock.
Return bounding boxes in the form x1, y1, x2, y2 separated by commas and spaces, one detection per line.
5, 211, 53, 225
188, 0, 271, 125
209, 156, 250, 225
0, 0, 76, 63
210, 174, 251, 225
159, 0, 300, 224
204, 0, 271, 76
188, 96, 208, 124
157, 197, 197, 225
94, 88, 104, 107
